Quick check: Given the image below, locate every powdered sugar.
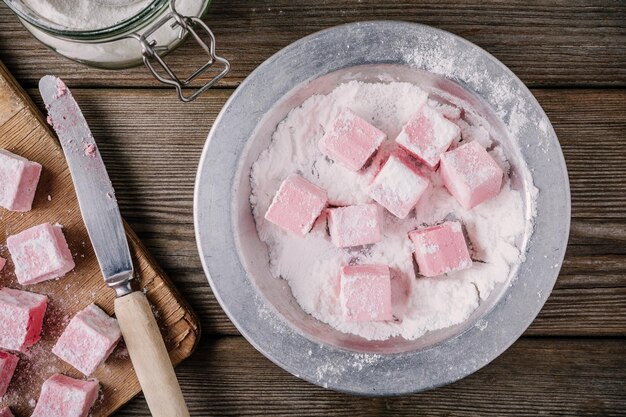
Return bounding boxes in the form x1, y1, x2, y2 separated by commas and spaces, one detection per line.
250, 80, 533, 341
22, 0, 151, 30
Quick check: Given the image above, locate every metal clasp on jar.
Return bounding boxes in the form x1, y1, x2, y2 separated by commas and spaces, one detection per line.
126, 0, 230, 102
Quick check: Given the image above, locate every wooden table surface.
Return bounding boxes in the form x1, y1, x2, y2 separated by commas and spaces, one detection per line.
1, 1, 625, 415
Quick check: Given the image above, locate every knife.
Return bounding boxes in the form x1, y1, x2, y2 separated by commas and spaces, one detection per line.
39, 76, 190, 417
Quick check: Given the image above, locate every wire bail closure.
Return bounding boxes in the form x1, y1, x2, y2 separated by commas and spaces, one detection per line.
126, 0, 230, 102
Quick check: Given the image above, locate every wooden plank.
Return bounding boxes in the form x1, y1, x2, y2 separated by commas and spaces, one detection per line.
1, 0, 625, 88
19, 87, 625, 337
0, 64, 199, 416
115, 336, 626, 416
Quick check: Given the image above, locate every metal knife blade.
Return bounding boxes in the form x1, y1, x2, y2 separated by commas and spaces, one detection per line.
39, 75, 133, 296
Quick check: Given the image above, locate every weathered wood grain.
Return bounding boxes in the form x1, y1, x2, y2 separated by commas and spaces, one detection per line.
115, 337, 626, 416
1, 0, 625, 89
18, 87, 625, 338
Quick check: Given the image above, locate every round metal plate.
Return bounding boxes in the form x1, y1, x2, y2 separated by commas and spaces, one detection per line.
194, 21, 570, 395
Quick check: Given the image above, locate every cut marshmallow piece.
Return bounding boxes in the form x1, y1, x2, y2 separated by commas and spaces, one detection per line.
409, 221, 472, 277
340, 264, 392, 322
7, 223, 75, 285
440, 141, 504, 209
0, 287, 48, 352
0, 149, 42, 212
368, 153, 429, 219
265, 174, 328, 237
0, 351, 18, 398
319, 108, 386, 171
0, 407, 14, 417
396, 104, 461, 168
0, 257, 5, 272
53, 304, 121, 376
31, 374, 99, 417
436, 103, 462, 121
327, 204, 382, 248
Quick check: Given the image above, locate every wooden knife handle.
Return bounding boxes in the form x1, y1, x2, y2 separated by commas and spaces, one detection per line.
115, 291, 191, 417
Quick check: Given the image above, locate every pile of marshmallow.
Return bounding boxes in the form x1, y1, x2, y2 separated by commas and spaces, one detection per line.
264, 102, 504, 324
0, 149, 119, 417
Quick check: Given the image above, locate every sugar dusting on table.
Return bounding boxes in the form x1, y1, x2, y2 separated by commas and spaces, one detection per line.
250, 80, 536, 341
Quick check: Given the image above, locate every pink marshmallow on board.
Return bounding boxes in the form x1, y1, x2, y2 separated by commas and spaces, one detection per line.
327, 204, 382, 248
440, 141, 504, 209
265, 174, 328, 237
0, 257, 5, 272
0, 149, 42, 212
0, 287, 48, 352
53, 304, 121, 376
368, 153, 429, 219
7, 223, 75, 285
0, 407, 14, 417
340, 264, 393, 322
0, 351, 18, 399
396, 104, 461, 169
31, 374, 99, 417
409, 221, 472, 277
319, 108, 386, 171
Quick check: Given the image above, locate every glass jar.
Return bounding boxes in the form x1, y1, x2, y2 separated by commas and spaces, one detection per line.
3, 0, 230, 101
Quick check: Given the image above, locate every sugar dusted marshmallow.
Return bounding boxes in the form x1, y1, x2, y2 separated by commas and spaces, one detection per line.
53, 304, 121, 375
265, 174, 328, 237
7, 223, 75, 285
340, 264, 392, 322
432, 101, 462, 121
319, 108, 386, 171
368, 153, 429, 219
0, 149, 42, 212
440, 141, 504, 209
0, 288, 48, 352
0, 351, 18, 398
409, 221, 472, 277
31, 374, 99, 417
0, 407, 14, 417
327, 204, 381, 248
396, 104, 460, 168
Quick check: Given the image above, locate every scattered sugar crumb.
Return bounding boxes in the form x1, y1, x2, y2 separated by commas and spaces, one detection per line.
84, 143, 96, 158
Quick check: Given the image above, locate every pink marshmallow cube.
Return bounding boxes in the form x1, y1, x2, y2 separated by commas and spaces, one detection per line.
319, 108, 386, 171
0, 149, 42, 212
340, 264, 392, 322
396, 104, 460, 169
0, 407, 14, 417
7, 223, 75, 285
409, 221, 472, 277
368, 153, 429, 219
0, 351, 18, 398
265, 174, 328, 237
31, 374, 99, 417
53, 304, 121, 376
327, 204, 382, 248
0, 288, 47, 352
0, 257, 5, 272
440, 141, 504, 209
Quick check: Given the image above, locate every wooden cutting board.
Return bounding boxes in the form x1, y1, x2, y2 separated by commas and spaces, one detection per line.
0, 62, 199, 417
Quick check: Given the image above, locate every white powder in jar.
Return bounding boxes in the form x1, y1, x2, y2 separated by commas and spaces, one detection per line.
250, 80, 535, 341
23, 0, 151, 30
20, 0, 206, 66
